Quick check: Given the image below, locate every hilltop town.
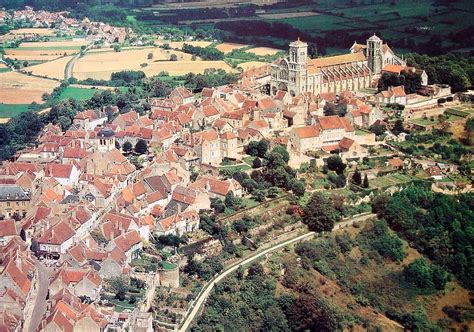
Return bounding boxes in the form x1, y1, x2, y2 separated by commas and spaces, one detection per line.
0, 4, 473, 332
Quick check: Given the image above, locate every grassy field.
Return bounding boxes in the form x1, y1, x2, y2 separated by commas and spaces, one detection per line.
369, 173, 419, 189
0, 104, 31, 118
58, 86, 128, 101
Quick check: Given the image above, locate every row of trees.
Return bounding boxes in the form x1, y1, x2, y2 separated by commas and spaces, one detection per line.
181, 44, 224, 61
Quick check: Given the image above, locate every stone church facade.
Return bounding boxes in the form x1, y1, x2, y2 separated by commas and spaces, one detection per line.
270, 34, 406, 96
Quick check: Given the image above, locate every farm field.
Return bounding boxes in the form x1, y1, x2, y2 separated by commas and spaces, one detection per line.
369, 173, 419, 190
72, 46, 235, 79
155, 40, 212, 49
0, 104, 30, 118
237, 61, 268, 71
19, 40, 88, 48
58, 86, 128, 101
73, 47, 195, 79
24, 55, 73, 80
245, 47, 283, 56
258, 11, 320, 19
9, 28, 56, 35
75, 60, 236, 80
215, 42, 248, 54
0, 72, 59, 104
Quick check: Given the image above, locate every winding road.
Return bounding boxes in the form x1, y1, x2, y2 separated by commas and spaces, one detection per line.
64, 43, 93, 80
179, 213, 375, 331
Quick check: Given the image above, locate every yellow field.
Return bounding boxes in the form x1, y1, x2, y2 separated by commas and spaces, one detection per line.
4, 49, 77, 61
20, 40, 88, 48
0, 72, 59, 104
9, 28, 56, 35
238, 61, 269, 71
245, 47, 283, 56
73, 47, 201, 79
215, 42, 248, 54
0, 118, 10, 124
24, 56, 73, 80
155, 40, 213, 49
74, 60, 236, 80
0, 63, 7, 69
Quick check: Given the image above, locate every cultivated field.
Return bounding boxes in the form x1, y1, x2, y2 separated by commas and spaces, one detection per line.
74, 60, 236, 80
258, 11, 320, 19
215, 42, 248, 54
245, 47, 283, 56
0, 104, 30, 119
0, 72, 59, 104
72, 47, 225, 79
238, 61, 269, 71
4, 40, 87, 61
155, 40, 212, 49
24, 55, 73, 80
19, 40, 88, 48
9, 28, 56, 35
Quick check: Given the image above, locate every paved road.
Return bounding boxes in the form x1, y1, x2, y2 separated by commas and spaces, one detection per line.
25, 261, 50, 332
179, 213, 375, 331
65, 44, 93, 79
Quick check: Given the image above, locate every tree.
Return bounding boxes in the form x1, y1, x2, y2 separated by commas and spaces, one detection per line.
170, 54, 178, 61
302, 193, 336, 232
252, 157, 262, 168
115, 141, 121, 150
464, 118, 474, 146
392, 119, 405, 135
225, 191, 241, 209
404, 258, 448, 290
363, 174, 369, 188
286, 294, 342, 331
113, 43, 121, 52
262, 305, 290, 332
210, 197, 225, 213
147, 52, 153, 60
290, 180, 305, 197
122, 141, 133, 153
134, 139, 148, 154
108, 277, 128, 301
351, 169, 362, 185
325, 155, 346, 175
272, 145, 290, 163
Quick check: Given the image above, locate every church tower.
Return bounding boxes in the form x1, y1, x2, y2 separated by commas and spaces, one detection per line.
288, 38, 308, 96
366, 34, 383, 74
96, 127, 115, 152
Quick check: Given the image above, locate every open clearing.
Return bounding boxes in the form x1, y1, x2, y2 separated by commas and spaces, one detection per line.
258, 11, 320, 19
24, 55, 73, 80
245, 47, 283, 56
74, 60, 236, 80
0, 72, 59, 104
238, 61, 269, 71
155, 40, 212, 49
215, 42, 248, 54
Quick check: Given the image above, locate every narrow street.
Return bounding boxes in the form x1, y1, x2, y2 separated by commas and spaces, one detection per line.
179, 213, 376, 331
24, 260, 50, 332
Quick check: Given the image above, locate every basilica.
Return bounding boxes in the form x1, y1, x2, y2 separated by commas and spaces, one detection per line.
270, 34, 406, 96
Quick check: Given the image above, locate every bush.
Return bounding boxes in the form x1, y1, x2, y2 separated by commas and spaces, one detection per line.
404, 258, 449, 290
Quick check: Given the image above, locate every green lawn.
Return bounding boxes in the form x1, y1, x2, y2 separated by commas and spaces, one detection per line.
369, 173, 418, 189
0, 104, 31, 118
58, 87, 127, 101
219, 164, 251, 172
159, 261, 177, 270
0, 67, 11, 73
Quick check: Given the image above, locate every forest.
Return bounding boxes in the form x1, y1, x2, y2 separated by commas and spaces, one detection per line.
373, 184, 474, 290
